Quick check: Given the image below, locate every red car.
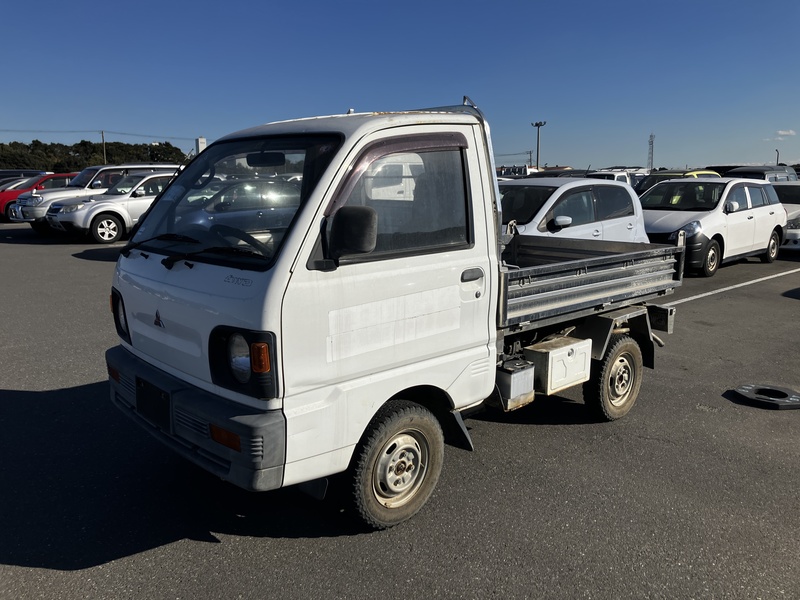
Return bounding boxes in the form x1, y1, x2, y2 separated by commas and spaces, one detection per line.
0, 173, 78, 221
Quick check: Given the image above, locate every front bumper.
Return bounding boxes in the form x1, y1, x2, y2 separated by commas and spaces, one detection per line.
648, 231, 710, 269
782, 229, 800, 249
106, 345, 286, 491
683, 233, 712, 269
9, 203, 46, 223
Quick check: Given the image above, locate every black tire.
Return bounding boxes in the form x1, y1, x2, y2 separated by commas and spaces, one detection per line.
91, 214, 123, 244
583, 334, 643, 421
349, 400, 444, 529
761, 230, 779, 263
3, 202, 15, 222
701, 239, 720, 277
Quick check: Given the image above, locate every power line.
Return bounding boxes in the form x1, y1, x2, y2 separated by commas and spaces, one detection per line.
0, 128, 196, 141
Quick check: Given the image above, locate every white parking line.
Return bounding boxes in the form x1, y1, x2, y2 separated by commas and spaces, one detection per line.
665, 267, 800, 306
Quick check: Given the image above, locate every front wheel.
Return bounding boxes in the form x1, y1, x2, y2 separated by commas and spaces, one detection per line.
91, 214, 123, 243
349, 400, 444, 529
761, 230, 780, 263
583, 334, 643, 421
701, 239, 720, 277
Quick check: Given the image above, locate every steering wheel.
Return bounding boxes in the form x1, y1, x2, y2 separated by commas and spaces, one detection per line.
209, 224, 271, 255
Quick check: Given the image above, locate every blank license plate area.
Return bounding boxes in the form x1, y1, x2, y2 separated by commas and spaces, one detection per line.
136, 377, 171, 431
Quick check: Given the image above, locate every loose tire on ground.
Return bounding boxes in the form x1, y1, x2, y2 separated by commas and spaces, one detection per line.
760, 230, 780, 263
92, 214, 123, 244
583, 334, 643, 421
349, 400, 444, 529
701, 239, 720, 277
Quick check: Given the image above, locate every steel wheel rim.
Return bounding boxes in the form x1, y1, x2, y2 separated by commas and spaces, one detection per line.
706, 246, 718, 271
769, 235, 778, 259
372, 430, 429, 508
97, 220, 118, 241
608, 353, 635, 407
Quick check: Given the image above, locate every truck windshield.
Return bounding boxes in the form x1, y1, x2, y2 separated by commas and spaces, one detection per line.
128, 134, 342, 270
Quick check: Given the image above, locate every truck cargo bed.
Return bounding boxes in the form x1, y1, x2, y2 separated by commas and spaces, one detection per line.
498, 236, 684, 330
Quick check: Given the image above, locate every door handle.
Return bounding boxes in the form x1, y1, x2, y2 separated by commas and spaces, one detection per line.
627, 223, 634, 229
592, 230, 601, 237
461, 267, 484, 282
747, 215, 754, 220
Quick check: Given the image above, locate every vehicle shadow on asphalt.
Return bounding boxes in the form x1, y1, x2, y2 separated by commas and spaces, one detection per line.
0, 383, 365, 571
471, 392, 594, 426
71, 247, 121, 262
0, 225, 84, 246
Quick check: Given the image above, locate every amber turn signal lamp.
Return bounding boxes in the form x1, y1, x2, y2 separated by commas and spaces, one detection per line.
210, 424, 242, 452
251, 342, 270, 373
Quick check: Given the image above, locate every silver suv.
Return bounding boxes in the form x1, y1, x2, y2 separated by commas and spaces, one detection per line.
10, 163, 181, 233
47, 171, 176, 243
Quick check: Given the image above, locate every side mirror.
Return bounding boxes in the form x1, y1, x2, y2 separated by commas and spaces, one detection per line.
329, 206, 378, 261
554, 215, 573, 228
132, 189, 145, 198
91, 180, 104, 189
725, 201, 739, 213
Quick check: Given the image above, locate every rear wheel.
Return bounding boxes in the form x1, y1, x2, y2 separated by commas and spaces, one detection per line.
761, 230, 779, 263
701, 239, 720, 277
349, 400, 444, 529
92, 214, 123, 244
583, 334, 643, 421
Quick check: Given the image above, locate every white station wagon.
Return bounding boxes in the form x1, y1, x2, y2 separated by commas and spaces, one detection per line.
641, 178, 786, 276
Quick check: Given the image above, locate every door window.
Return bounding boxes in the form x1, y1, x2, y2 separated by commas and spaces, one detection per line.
746, 186, 766, 207
594, 185, 634, 220
728, 186, 748, 211
331, 145, 470, 257
549, 189, 595, 226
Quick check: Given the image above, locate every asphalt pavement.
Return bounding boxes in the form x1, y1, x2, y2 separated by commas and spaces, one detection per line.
1, 223, 798, 599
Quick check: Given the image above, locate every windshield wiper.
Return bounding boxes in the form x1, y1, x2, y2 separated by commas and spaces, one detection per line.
160, 245, 268, 269
120, 233, 201, 257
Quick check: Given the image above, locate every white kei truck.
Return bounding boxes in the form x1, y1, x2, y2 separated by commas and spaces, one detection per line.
106, 99, 684, 529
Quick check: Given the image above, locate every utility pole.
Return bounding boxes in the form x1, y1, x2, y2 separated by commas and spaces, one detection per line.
531, 121, 546, 169
101, 130, 107, 163
647, 133, 655, 171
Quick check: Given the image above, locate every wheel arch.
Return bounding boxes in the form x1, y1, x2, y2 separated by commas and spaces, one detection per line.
92, 210, 127, 233
711, 233, 725, 258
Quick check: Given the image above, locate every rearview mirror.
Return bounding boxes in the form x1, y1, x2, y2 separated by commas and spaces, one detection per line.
725, 201, 740, 213
246, 152, 286, 168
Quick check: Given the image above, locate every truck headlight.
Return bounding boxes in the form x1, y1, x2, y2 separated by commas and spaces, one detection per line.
228, 333, 251, 383
669, 220, 702, 241
209, 327, 276, 399
110, 288, 132, 344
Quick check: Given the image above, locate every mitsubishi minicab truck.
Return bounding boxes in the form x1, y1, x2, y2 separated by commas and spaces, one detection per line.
106, 99, 684, 529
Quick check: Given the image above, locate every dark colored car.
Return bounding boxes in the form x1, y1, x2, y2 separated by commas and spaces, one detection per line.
724, 165, 797, 182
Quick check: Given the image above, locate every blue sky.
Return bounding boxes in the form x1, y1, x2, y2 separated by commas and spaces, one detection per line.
2, 0, 799, 170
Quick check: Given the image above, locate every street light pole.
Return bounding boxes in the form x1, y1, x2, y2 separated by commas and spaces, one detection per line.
531, 121, 546, 169
776, 149, 780, 165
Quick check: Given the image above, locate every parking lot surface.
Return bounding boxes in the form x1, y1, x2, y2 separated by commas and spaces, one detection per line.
1, 223, 799, 599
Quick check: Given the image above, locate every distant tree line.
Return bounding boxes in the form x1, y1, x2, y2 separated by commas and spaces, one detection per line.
0, 140, 189, 172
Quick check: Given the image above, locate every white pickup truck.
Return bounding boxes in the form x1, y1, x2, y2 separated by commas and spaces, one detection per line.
106, 100, 684, 529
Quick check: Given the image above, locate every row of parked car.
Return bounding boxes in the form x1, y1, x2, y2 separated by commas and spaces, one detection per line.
0, 163, 181, 242
2, 162, 799, 279
498, 168, 800, 277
